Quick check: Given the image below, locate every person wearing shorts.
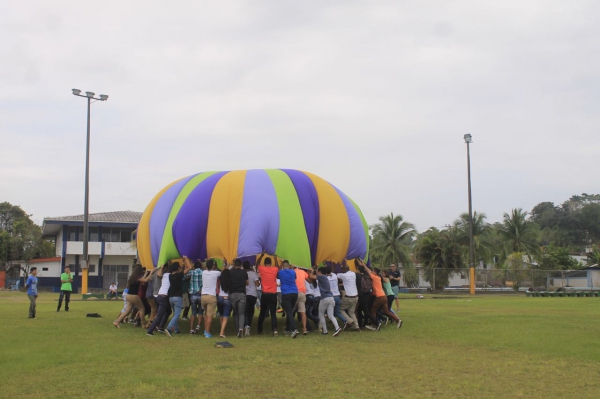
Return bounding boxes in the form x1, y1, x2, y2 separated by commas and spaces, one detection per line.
200, 260, 221, 338
293, 265, 310, 334
389, 264, 401, 310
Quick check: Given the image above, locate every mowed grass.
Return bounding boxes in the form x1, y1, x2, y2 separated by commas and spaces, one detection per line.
1, 292, 599, 399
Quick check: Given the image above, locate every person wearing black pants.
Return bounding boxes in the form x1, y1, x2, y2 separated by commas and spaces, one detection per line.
243, 261, 260, 336
257, 293, 278, 334
278, 260, 299, 338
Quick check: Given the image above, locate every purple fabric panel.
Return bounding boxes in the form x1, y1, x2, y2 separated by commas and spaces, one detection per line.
281, 169, 320, 266
237, 170, 280, 257
333, 186, 368, 260
149, 175, 196, 267
172, 171, 228, 261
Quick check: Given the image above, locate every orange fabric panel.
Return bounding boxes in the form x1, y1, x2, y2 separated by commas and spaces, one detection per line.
303, 171, 350, 264
206, 170, 246, 262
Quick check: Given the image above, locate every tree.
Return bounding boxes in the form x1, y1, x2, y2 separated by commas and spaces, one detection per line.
454, 211, 496, 266
370, 213, 416, 268
535, 245, 581, 270
0, 202, 54, 279
497, 209, 541, 262
415, 227, 463, 290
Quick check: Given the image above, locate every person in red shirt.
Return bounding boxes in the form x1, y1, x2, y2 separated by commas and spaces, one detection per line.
256, 253, 280, 336
356, 259, 402, 331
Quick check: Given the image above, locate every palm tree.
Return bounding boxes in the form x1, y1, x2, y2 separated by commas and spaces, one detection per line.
454, 211, 496, 266
370, 213, 416, 268
415, 227, 463, 290
498, 208, 540, 261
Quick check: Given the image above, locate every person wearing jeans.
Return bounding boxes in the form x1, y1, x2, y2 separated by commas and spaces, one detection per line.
26, 267, 38, 319
256, 254, 280, 336
278, 260, 299, 338
57, 266, 73, 312
166, 258, 192, 335
327, 268, 347, 327
310, 267, 341, 337
229, 259, 249, 338
243, 261, 260, 336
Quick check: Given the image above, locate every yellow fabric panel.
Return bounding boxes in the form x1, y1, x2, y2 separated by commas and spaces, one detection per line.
303, 171, 350, 264
137, 178, 183, 269
347, 258, 358, 272
206, 170, 246, 262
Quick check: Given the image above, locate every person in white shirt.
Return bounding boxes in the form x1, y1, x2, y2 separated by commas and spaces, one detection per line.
244, 261, 260, 336
201, 260, 221, 338
108, 283, 118, 299
338, 265, 360, 330
327, 267, 348, 328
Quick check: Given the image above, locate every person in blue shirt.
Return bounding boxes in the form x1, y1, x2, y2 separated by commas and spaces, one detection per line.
25, 267, 38, 319
277, 260, 300, 338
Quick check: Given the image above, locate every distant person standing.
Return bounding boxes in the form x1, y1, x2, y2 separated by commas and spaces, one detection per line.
26, 267, 38, 319
388, 264, 401, 310
57, 266, 73, 312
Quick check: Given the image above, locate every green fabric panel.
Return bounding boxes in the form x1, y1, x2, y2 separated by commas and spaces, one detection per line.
349, 197, 370, 262
157, 171, 218, 267
265, 169, 312, 267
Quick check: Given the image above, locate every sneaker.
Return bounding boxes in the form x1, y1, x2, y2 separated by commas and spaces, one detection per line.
333, 328, 342, 337
284, 330, 291, 336
244, 326, 250, 337
204, 332, 212, 339
219, 334, 226, 338
147, 332, 154, 336
303, 330, 308, 335
164, 329, 172, 338
273, 330, 278, 337
365, 325, 376, 331
237, 329, 243, 338
321, 331, 329, 335
157, 328, 164, 334
384, 318, 389, 327
195, 325, 201, 332
181, 317, 188, 321
352, 327, 361, 332
343, 320, 353, 331
190, 330, 196, 335
397, 319, 403, 329
291, 330, 299, 339
376, 322, 382, 331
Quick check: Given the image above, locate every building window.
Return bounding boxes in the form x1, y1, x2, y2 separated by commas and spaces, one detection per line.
88, 264, 96, 273
42, 267, 49, 271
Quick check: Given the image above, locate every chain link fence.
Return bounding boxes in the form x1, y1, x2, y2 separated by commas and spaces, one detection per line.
401, 267, 599, 292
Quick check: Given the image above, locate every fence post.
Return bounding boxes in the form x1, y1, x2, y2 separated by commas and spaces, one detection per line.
433, 268, 435, 292
469, 267, 475, 295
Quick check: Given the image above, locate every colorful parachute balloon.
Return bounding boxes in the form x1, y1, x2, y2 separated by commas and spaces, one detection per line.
136, 169, 369, 269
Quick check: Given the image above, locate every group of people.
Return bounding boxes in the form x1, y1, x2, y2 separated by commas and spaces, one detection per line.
113, 255, 404, 339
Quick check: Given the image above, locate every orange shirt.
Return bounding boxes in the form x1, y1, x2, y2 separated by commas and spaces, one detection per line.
370, 273, 385, 298
294, 268, 308, 293
258, 265, 279, 294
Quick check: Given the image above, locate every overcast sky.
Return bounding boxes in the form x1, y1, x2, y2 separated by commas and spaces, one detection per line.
1, 1, 599, 232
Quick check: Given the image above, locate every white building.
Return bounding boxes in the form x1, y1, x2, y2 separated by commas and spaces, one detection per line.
41, 211, 141, 293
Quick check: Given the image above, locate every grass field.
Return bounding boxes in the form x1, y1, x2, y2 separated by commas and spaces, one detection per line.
1, 292, 599, 399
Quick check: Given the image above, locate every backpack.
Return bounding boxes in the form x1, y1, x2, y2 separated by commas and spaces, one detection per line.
360, 273, 373, 294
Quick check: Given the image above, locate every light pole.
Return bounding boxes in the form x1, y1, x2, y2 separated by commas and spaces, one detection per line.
464, 133, 475, 295
72, 89, 108, 294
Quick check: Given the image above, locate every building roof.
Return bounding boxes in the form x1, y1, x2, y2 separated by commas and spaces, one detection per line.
42, 211, 142, 236
45, 211, 142, 224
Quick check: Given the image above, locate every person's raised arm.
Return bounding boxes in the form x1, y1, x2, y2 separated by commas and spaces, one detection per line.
182, 256, 193, 274
274, 256, 280, 269
256, 252, 265, 268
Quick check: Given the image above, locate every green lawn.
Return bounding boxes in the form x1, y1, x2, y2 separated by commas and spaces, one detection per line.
1, 292, 599, 398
